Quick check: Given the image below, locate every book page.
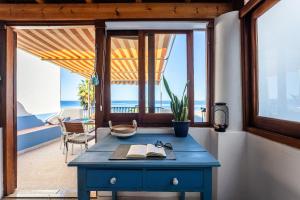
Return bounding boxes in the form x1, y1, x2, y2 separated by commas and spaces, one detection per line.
146, 144, 166, 157
126, 145, 147, 158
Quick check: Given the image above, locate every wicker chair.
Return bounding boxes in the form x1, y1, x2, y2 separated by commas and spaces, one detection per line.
63, 122, 95, 163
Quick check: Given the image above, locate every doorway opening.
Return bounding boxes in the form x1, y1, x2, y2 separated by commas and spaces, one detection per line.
11, 25, 96, 198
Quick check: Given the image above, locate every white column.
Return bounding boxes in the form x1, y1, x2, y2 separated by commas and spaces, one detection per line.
214, 11, 242, 131
212, 11, 247, 200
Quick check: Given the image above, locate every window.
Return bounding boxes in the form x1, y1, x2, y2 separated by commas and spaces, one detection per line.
110, 35, 139, 113
256, 0, 300, 123
242, 0, 300, 141
145, 33, 187, 114
105, 28, 212, 126
194, 31, 207, 123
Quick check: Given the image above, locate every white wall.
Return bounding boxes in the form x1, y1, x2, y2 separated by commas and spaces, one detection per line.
17, 49, 61, 116
245, 133, 300, 200
210, 130, 248, 200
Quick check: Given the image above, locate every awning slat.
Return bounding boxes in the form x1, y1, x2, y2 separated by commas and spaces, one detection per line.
16, 27, 173, 85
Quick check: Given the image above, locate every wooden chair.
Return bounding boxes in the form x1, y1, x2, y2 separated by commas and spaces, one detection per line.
58, 118, 74, 153
63, 122, 95, 163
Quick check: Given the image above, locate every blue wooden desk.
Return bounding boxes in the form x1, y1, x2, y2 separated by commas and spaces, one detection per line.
68, 134, 220, 200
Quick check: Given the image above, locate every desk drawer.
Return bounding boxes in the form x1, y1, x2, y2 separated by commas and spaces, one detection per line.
144, 170, 203, 190
86, 170, 142, 189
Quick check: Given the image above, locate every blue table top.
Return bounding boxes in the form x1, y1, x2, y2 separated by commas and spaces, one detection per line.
68, 133, 220, 168
87, 134, 207, 152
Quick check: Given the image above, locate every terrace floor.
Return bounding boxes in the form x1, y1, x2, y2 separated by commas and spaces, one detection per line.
18, 139, 77, 190
12, 138, 95, 198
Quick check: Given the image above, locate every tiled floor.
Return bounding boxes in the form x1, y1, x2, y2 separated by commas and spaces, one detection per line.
17, 139, 77, 190
4, 197, 183, 200
14, 138, 94, 198
6, 190, 97, 199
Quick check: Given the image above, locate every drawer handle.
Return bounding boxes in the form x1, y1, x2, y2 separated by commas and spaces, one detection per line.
110, 177, 117, 185
172, 178, 179, 186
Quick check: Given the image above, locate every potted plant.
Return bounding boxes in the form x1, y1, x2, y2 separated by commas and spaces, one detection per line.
163, 76, 190, 137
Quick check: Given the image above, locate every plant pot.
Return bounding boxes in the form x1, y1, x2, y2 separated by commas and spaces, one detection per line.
172, 120, 190, 137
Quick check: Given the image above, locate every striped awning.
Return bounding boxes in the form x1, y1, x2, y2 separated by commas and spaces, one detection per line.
16, 27, 173, 84
110, 34, 173, 85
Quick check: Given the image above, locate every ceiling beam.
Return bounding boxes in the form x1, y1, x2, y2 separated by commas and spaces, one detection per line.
0, 3, 232, 21
232, 0, 244, 10
35, 0, 45, 3
239, 0, 262, 18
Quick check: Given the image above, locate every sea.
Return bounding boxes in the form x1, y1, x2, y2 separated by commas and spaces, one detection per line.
61, 100, 206, 109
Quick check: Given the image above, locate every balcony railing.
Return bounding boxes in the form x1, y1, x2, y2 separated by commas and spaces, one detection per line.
111, 106, 166, 113
111, 106, 207, 122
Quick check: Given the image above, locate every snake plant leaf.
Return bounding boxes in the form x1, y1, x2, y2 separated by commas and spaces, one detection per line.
181, 80, 189, 101
163, 76, 174, 102
163, 76, 189, 122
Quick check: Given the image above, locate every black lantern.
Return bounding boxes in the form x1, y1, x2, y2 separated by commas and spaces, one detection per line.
213, 102, 229, 132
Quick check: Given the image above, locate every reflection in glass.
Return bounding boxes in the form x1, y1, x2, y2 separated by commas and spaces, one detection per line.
194, 31, 207, 122
257, 0, 300, 122
145, 33, 187, 113
110, 36, 139, 113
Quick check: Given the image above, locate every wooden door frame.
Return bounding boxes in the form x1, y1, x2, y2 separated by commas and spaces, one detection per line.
0, 21, 97, 196
0, 23, 17, 196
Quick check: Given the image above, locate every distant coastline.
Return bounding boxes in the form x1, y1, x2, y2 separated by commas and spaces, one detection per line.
61, 100, 206, 109
61, 100, 81, 108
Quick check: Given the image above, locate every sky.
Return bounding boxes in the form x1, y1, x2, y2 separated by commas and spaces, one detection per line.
61, 31, 207, 102
60, 68, 85, 101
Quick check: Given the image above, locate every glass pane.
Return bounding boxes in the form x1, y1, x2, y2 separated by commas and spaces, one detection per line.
110, 36, 139, 113
257, 0, 300, 122
194, 31, 207, 122
145, 33, 187, 113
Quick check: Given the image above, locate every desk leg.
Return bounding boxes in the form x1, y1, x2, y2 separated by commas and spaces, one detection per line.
200, 191, 211, 200
201, 168, 212, 200
179, 192, 185, 200
78, 189, 90, 200
112, 191, 117, 200
78, 168, 90, 200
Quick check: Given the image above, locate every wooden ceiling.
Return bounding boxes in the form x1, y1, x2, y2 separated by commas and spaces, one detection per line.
0, 0, 244, 10
1, 0, 233, 3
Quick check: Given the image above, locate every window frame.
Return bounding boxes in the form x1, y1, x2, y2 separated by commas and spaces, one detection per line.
104, 27, 213, 127
104, 30, 140, 125
241, 0, 300, 147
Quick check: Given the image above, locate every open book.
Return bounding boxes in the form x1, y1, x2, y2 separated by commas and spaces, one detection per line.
126, 144, 166, 159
